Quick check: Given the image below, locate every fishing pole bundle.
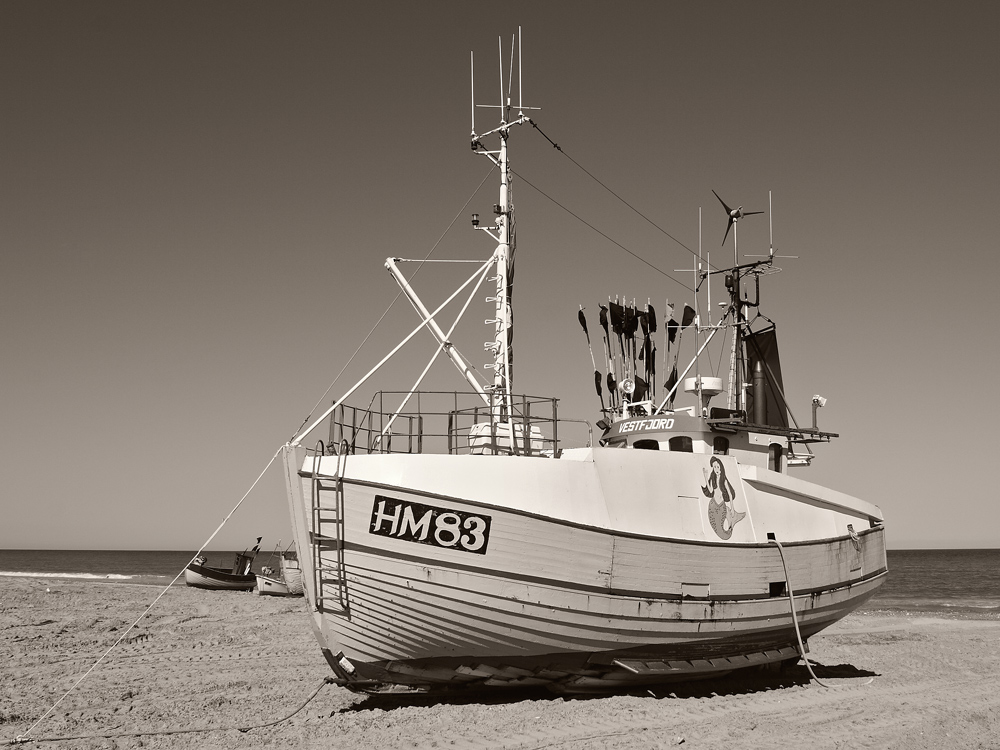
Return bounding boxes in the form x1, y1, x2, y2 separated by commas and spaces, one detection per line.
577, 298, 697, 416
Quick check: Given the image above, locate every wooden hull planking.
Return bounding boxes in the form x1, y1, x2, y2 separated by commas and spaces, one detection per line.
282, 446, 886, 690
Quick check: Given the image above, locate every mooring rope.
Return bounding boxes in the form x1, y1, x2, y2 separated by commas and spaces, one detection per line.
9, 677, 334, 745
12, 447, 283, 745
768, 536, 831, 688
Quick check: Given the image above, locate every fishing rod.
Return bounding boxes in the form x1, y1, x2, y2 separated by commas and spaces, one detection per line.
577, 306, 605, 412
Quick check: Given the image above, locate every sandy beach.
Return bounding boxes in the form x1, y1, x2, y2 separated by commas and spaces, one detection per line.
3, 576, 999, 749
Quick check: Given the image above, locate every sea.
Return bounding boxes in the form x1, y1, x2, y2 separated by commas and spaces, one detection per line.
0, 550, 265, 588
0, 548, 997, 616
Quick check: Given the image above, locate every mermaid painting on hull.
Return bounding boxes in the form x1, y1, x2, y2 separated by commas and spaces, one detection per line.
702, 456, 747, 539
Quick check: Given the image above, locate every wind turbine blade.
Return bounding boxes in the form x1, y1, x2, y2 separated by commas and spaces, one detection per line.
712, 189, 733, 215
722, 217, 734, 246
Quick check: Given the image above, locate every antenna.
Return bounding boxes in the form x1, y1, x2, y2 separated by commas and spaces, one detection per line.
696, 208, 702, 410
470, 52, 475, 135
701, 207, 710, 327
769, 190, 773, 258
470, 29, 540, 128
508, 35, 515, 113
497, 37, 504, 117
746, 192, 798, 261
697, 205, 702, 301
518, 26, 523, 114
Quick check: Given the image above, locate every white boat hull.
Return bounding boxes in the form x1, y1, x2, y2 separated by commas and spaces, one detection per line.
256, 572, 304, 597
279, 555, 304, 596
282, 445, 887, 691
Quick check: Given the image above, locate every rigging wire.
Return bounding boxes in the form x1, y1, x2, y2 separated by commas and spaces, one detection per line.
530, 120, 718, 273
711, 323, 728, 379
512, 169, 695, 294
287, 167, 497, 442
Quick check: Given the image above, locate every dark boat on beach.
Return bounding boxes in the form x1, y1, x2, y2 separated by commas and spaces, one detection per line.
184, 538, 261, 591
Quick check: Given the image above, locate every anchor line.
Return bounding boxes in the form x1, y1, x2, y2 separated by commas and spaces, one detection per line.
769, 537, 873, 689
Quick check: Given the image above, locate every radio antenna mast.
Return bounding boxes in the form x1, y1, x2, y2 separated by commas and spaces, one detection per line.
518, 27, 523, 115
470, 29, 539, 432
498, 37, 504, 116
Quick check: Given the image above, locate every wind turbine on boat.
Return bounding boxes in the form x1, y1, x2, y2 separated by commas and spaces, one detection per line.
712, 189, 764, 249
711, 190, 763, 412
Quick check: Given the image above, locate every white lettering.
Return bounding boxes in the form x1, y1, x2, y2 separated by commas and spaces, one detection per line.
399, 506, 433, 540
461, 516, 488, 551
621, 417, 675, 433
434, 513, 462, 546
371, 500, 401, 535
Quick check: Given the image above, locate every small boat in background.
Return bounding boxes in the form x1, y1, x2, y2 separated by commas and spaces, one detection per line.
184, 537, 261, 591
256, 544, 304, 597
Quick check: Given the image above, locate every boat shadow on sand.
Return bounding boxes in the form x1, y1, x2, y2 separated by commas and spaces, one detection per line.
334, 661, 879, 713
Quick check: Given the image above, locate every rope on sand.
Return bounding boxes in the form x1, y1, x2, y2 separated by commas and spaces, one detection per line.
9, 677, 335, 745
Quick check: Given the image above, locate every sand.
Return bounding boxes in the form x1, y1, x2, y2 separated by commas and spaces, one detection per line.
2, 576, 999, 750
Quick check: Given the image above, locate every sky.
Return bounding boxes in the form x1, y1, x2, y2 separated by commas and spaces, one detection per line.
1, 1, 997, 551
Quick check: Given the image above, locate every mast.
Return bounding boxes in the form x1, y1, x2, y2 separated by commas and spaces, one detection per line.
711, 190, 762, 414
492, 128, 514, 423
726, 222, 741, 411
733, 221, 744, 413
471, 29, 536, 428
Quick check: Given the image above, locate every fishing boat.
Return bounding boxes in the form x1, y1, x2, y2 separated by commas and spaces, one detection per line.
184, 538, 261, 591
280, 35, 886, 694
255, 572, 291, 596
256, 546, 304, 597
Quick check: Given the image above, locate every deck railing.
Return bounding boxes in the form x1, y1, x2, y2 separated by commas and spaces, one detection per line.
322, 391, 590, 457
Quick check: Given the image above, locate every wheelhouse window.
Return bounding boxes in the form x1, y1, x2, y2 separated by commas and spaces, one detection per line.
633, 439, 659, 451
668, 435, 693, 452
713, 436, 729, 455
768, 443, 784, 471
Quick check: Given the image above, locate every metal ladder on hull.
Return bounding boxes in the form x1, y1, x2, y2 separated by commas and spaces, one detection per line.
310, 442, 349, 615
